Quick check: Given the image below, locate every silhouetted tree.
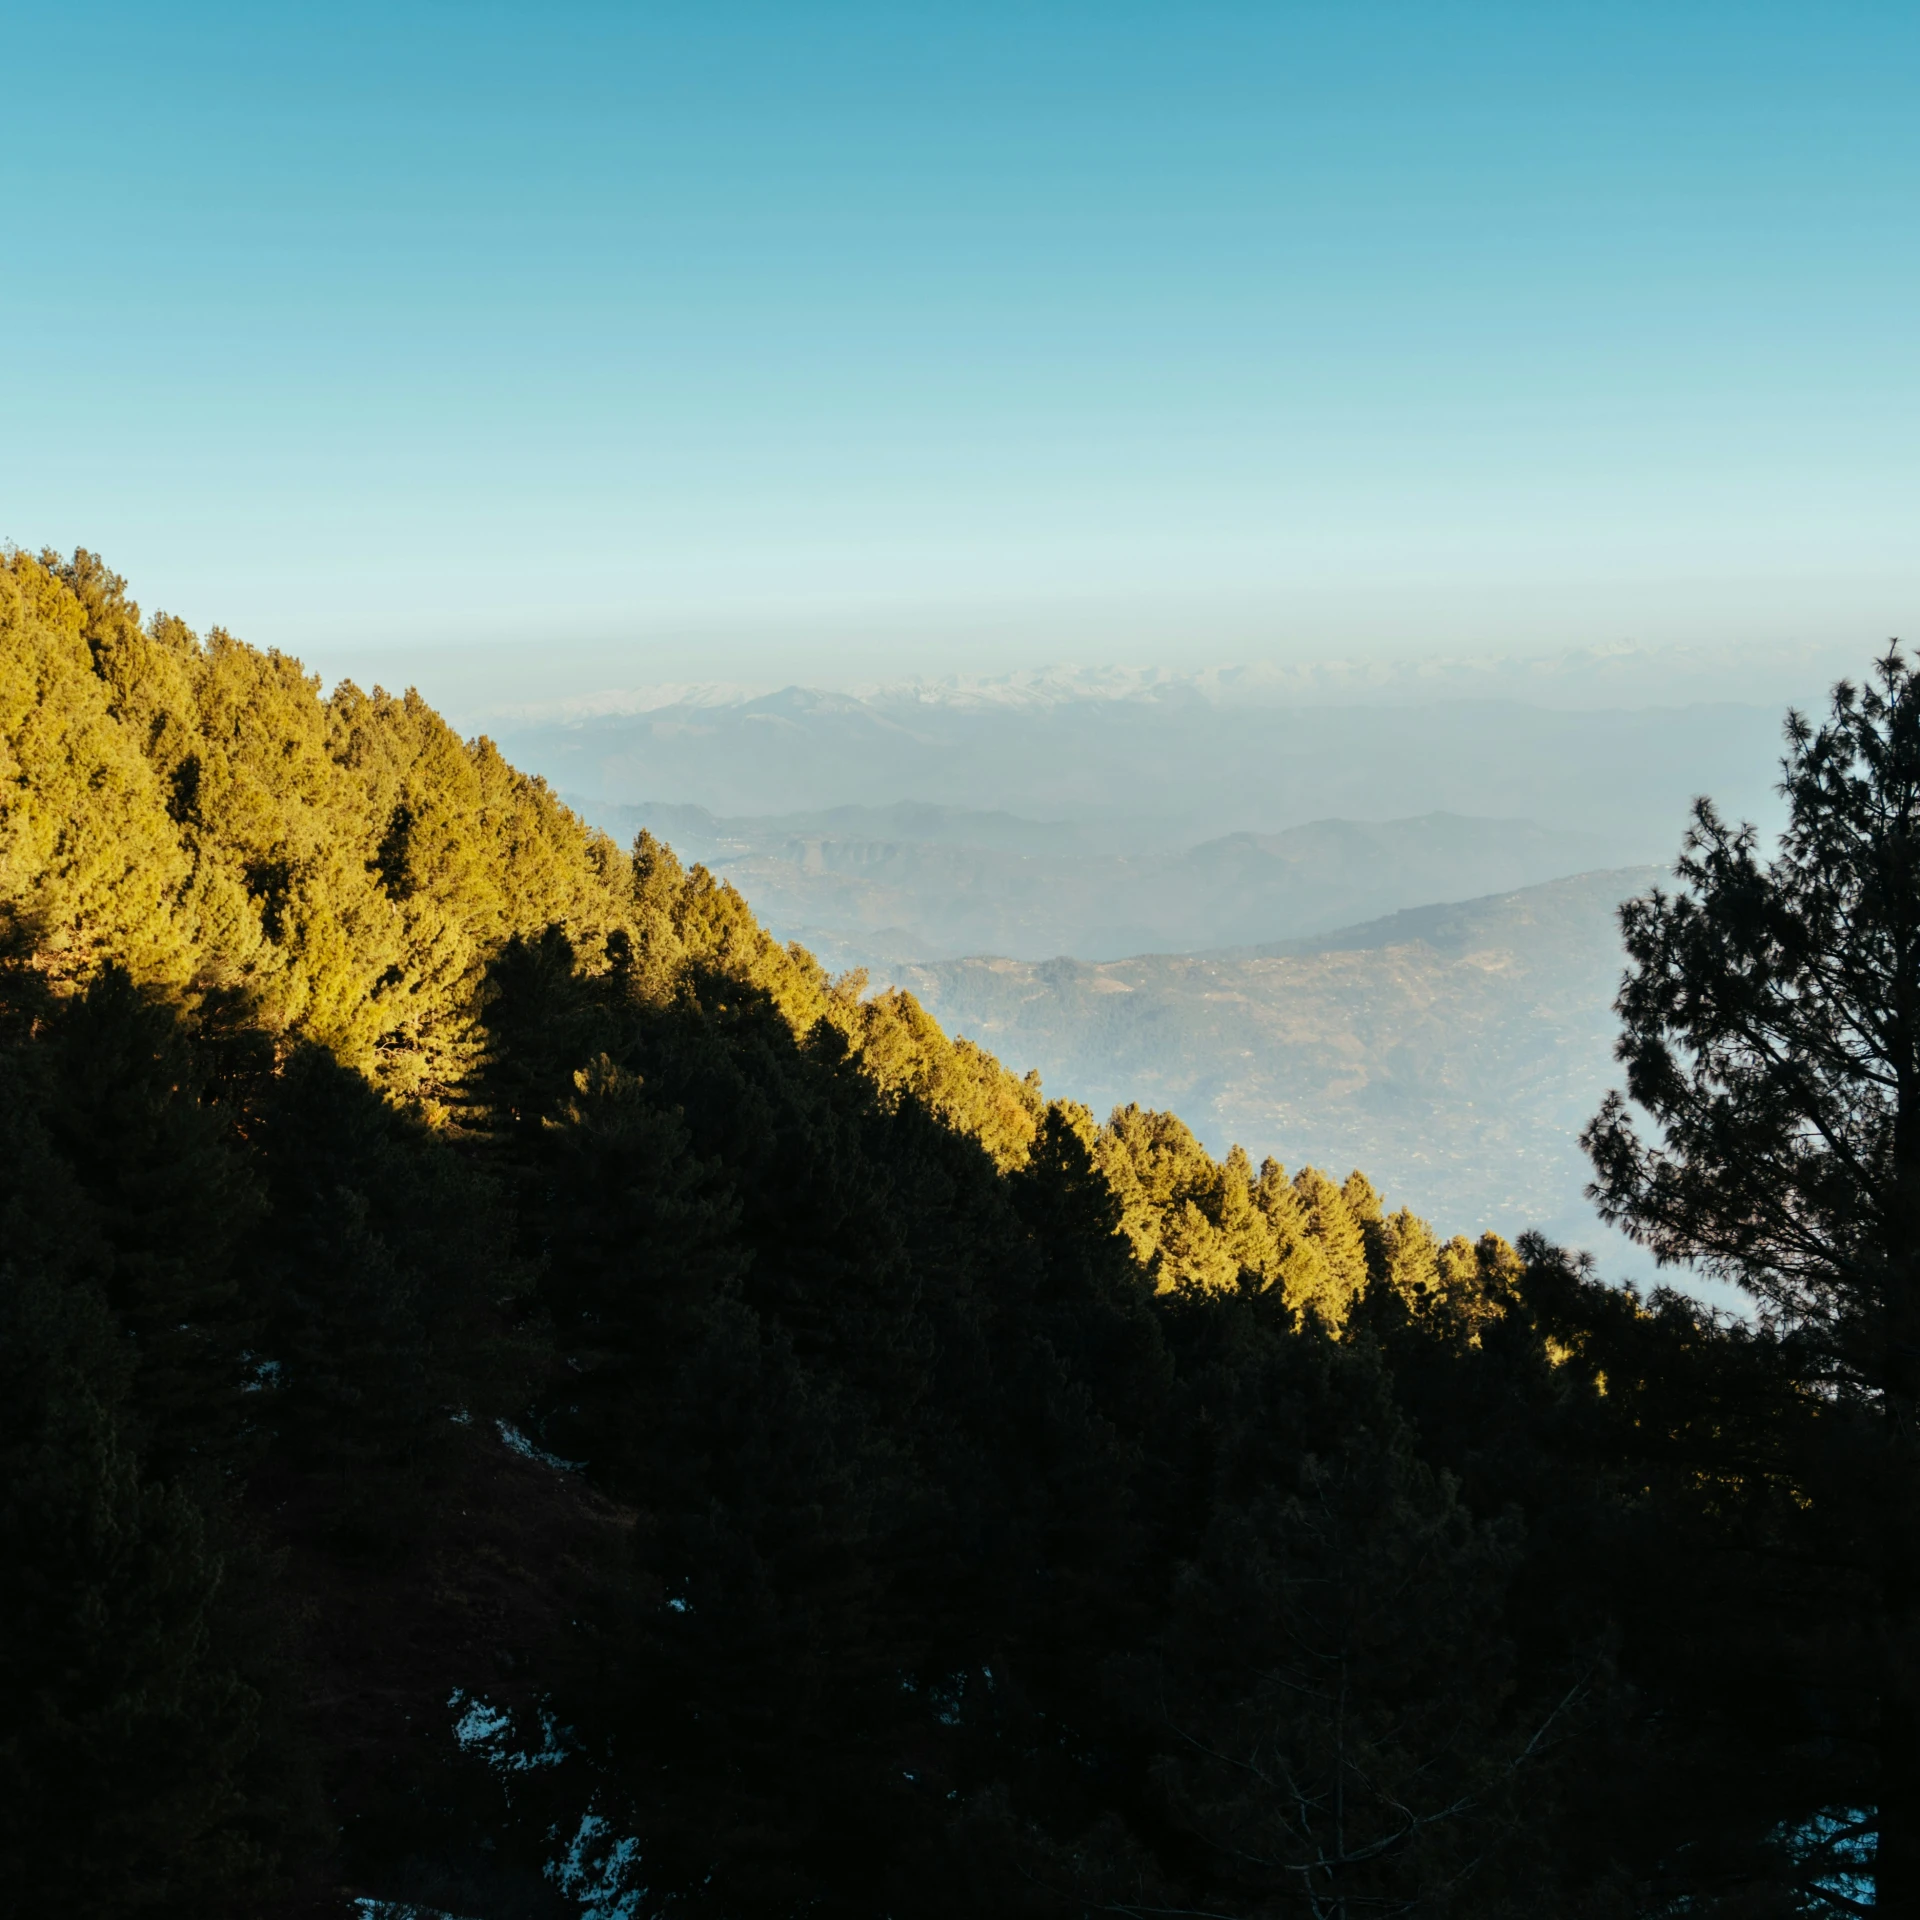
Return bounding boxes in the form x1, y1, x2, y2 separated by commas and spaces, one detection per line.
1586, 645, 1920, 1909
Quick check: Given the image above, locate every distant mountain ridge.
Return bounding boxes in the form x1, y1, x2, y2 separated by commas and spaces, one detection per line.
509, 688, 1788, 856
470, 636, 1864, 725
582, 802, 1621, 965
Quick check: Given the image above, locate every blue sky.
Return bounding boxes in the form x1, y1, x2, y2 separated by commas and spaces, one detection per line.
4, 1, 1917, 687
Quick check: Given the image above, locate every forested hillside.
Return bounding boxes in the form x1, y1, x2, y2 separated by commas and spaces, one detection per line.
0, 551, 1887, 1916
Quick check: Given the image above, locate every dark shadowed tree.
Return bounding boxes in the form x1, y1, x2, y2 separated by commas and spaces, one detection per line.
1585, 644, 1920, 1912
0, 969, 270, 1915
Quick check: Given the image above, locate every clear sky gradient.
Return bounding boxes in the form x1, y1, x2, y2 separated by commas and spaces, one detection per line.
5, 1, 1917, 686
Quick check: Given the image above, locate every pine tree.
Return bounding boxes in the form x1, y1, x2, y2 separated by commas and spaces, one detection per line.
1289, 1167, 1371, 1327
1585, 645, 1920, 1908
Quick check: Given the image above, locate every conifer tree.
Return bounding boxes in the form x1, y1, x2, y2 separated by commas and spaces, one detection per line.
1289, 1166, 1371, 1326
1586, 645, 1920, 1909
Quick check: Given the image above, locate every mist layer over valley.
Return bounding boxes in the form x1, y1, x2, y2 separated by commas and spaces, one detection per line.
498, 671, 1820, 1278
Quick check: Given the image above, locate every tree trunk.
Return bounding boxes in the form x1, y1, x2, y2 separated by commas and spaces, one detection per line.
1881, 1072, 1920, 1915
1885, 1680, 1920, 1917
1884, 1319, 1920, 1916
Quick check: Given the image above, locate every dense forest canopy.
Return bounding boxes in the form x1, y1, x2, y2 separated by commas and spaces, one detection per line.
0, 549, 1897, 1916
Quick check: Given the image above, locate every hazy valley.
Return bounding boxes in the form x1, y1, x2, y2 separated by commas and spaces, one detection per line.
589, 801, 1621, 964
896, 867, 1661, 1269
568, 793, 1659, 1265
531, 679, 1749, 1275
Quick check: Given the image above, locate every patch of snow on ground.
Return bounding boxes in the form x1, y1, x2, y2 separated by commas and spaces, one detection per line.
496, 1418, 585, 1472
548, 1811, 648, 1920
447, 1689, 569, 1772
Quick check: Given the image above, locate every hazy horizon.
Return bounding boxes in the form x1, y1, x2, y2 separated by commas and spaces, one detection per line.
293, 631, 1887, 739
7, 2, 1918, 680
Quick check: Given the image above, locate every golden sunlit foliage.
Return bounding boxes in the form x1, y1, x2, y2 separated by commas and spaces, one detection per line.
0, 553, 1044, 1147
1091, 1102, 1515, 1326
2, 545, 1493, 1294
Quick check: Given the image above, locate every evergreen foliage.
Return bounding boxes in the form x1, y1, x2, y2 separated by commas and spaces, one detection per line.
0, 547, 1891, 1914
1587, 645, 1920, 1910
